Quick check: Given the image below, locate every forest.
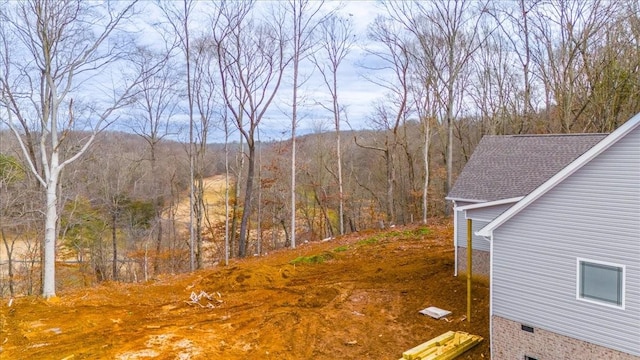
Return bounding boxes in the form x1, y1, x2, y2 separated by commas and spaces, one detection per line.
1, 0, 639, 299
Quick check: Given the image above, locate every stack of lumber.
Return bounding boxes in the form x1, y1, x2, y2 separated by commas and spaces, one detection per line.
400, 331, 483, 360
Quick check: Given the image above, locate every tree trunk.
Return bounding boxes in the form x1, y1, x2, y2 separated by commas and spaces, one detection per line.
112, 210, 118, 280
257, 137, 263, 256
314, 189, 334, 238
446, 87, 454, 214
422, 120, 431, 224
385, 147, 395, 226
291, 57, 298, 249
336, 111, 344, 235
154, 218, 163, 274
238, 143, 255, 258
520, 0, 532, 127
1, 228, 15, 297
42, 167, 60, 298
230, 134, 244, 257
195, 175, 204, 269
280, 219, 290, 248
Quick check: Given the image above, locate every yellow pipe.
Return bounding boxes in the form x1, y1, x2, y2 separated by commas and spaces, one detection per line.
467, 218, 472, 323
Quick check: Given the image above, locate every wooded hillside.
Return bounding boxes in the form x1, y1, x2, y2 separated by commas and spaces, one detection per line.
1, 0, 639, 297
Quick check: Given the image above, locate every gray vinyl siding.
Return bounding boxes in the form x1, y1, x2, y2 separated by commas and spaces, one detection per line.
455, 205, 491, 252
454, 201, 473, 248
465, 203, 513, 222
492, 127, 640, 356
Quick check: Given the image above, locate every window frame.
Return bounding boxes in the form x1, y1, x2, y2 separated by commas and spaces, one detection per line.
576, 258, 625, 309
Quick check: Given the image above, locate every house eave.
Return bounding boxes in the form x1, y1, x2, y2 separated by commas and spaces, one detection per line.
455, 197, 524, 211
445, 197, 487, 203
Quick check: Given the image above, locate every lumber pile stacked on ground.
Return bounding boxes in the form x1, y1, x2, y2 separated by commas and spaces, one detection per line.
400, 331, 483, 360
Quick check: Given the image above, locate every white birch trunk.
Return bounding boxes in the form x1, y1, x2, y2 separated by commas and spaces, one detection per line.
291, 106, 297, 249
422, 121, 430, 225
42, 167, 59, 298
337, 131, 344, 235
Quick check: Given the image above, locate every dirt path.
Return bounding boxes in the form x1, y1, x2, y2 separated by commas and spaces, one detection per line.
0, 222, 490, 359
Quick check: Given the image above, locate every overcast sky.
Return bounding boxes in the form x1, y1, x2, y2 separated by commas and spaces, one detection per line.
0, 1, 390, 143
244, 1, 390, 143
133, 1, 390, 143
273, 1, 388, 139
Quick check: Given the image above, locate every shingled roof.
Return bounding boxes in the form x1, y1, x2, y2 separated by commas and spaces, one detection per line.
446, 134, 607, 202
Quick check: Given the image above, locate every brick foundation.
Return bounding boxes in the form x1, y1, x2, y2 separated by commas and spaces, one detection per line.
456, 247, 490, 276
491, 315, 639, 360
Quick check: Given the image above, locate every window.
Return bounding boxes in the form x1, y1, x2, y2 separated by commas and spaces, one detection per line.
577, 258, 624, 308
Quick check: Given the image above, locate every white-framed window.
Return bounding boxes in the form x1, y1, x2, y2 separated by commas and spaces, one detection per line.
576, 258, 625, 309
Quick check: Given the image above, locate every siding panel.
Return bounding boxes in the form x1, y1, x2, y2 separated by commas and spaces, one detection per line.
492, 127, 640, 356
455, 211, 491, 252
457, 203, 513, 252
465, 203, 513, 222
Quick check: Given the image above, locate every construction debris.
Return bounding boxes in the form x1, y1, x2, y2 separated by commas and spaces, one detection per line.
185, 291, 223, 309
419, 306, 451, 319
400, 331, 483, 360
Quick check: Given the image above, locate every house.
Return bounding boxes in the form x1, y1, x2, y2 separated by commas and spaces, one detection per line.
477, 113, 640, 359
446, 133, 606, 276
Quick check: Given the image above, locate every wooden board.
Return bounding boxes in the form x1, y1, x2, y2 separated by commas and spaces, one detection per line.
401, 331, 483, 360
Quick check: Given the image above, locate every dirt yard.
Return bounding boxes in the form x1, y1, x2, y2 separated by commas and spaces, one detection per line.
0, 221, 490, 359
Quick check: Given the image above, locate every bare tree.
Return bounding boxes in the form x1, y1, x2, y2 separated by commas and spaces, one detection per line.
311, 14, 355, 235
192, 36, 221, 267
486, 0, 537, 131
580, 2, 640, 131
405, 31, 445, 223
223, 111, 232, 265
468, 28, 521, 135
94, 152, 140, 281
157, 0, 200, 270
411, 78, 437, 224
527, 0, 623, 132
352, 16, 413, 225
0, 1, 161, 298
298, 131, 338, 239
385, 0, 487, 210
128, 48, 179, 275
285, 0, 326, 248
212, 1, 291, 257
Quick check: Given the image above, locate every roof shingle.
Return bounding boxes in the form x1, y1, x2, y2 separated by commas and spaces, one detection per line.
447, 134, 607, 202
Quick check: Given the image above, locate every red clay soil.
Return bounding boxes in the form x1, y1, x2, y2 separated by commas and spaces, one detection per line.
0, 221, 490, 360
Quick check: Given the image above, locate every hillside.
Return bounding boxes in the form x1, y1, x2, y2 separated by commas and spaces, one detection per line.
0, 221, 490, 360
172, 175, 229, 225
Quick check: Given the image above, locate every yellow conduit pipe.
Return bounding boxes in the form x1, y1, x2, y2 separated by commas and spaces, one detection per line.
467, 218, 472, 323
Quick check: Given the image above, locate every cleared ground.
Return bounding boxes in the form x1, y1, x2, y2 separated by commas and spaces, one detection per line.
0, 221, 490, 359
